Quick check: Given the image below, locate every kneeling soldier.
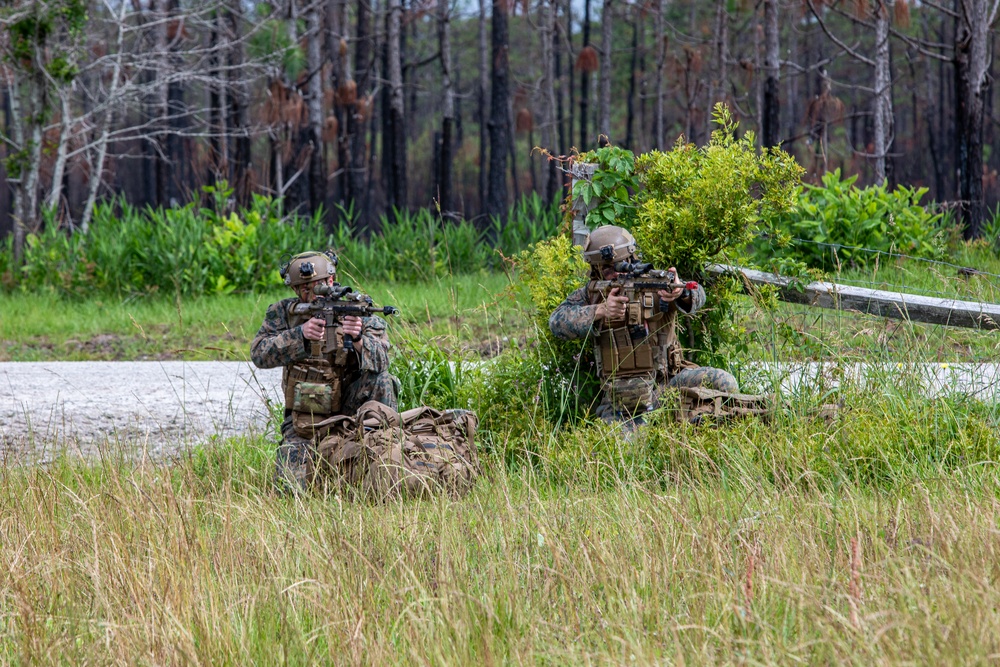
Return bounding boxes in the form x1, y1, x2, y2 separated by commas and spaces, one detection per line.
549, 225, 738, 428
251, 250, 399, 491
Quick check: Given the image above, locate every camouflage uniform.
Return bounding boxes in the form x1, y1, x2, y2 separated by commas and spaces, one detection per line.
549, 284, 737, 425
251, 296, 399, 490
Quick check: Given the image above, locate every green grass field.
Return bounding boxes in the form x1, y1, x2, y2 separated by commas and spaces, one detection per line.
3, 255, 1000, 663
3, 398, 1000, 663
0, 273, 522, 361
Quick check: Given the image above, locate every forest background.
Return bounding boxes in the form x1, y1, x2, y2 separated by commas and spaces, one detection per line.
2, 0, 999, 260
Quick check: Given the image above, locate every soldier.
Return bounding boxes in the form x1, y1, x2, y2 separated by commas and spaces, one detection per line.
549, 225, 738, 427
251, 250, 399, 491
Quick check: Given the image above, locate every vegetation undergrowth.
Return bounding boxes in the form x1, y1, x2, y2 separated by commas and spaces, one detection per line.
4, 398, 1000, 663
0, 186, 560, 297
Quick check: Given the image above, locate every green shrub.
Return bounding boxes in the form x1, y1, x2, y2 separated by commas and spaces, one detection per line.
759, 168, 949, 271
573, 104, 803, 366
456, 236, 601, 446
2, 189, 561, 296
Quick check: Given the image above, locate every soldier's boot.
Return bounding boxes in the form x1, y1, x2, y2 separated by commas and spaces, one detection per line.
275, 439, 312, 495
595, 401, 648, 439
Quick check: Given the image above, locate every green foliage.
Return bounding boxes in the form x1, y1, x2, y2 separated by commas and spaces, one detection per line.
1, 190, 561, 296
760, 169, 949, 271
515, 235, 589, 336
532, 389, 1000, 489
331, 193, 561, 283
9, 183, 326, 297
573, 145, 639, 229
465, 236, 599, 439
626, 104, 803, 365
2, 0, 87, 97
390, 332, 470, 412
632, 104, 803, 279
247, 18, 306, 80
560, 106, 802, 365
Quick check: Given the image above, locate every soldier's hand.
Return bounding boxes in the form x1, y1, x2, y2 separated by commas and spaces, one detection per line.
597, 287, 629, 321
658, 267, 685, 303
301, 317, 326, 341
341, 315, 364, 339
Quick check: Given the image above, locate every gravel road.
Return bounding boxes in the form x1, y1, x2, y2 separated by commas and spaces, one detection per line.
2, 360, 998, 461
0, 362, 282, 461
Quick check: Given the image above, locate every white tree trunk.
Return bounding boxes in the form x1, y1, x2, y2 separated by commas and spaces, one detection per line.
45, 90, 73, 216
81, 0, 131, 234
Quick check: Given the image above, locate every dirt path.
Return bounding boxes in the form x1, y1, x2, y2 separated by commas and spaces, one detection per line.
0, 362, 282, 460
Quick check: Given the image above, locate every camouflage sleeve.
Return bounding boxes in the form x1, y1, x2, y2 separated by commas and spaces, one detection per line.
549, 286, 599, 340
356, 315, 391, 373
676, 284, 706, 315
250, 300, 308, 369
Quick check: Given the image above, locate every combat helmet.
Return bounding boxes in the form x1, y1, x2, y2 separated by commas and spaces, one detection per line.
280, 250, 338, 287
581, 225, 637, 266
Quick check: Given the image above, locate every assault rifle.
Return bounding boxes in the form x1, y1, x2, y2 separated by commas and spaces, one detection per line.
290, 283, 398, 357
591, 261, 700, 299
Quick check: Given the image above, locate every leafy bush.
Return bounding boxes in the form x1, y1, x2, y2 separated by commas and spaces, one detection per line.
569, 105, 802, 366
2, 188, 561, 296
9, 184, 325, 297
629, 105, 802, 365
572, 145, 639, 230
458, 236, 600, 443
759, 168, 949, 271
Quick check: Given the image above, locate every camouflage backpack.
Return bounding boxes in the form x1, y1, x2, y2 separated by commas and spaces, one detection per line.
668, 386, 841, 425
670, 386, 775, 423
313, 401, 480, 500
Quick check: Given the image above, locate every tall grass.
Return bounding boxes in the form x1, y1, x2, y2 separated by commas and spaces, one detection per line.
3, 407, 1000, 663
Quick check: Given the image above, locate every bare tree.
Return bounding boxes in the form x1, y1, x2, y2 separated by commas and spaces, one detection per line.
598, 0, 613, 140
385, 0, 407, 209
761, 0, 781, 147
540, 0, 559, 202
437, 0, 456, 215
306, 0, 326, 213
348, 0, 374, 227
1, 0, 87, 261
954, 0, 1000, 237
487, 0, 510, 223
654, 0, 665, 149
478, 0, 489, 216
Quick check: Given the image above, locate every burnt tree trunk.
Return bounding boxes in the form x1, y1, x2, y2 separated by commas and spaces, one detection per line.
386, 0, 407, 210
227, 0, 251, 206
625, 12, 637, 149
954, 0, 994, 238
762, 0, 780, 147
437, 0, 456, 215
478, 0, 489, 217
598, 0, 612, 140
348, 0, 373, 229
487, 0, 510, 224
306, 1, 326, 215
540, 0, 559, 204
579, 0, 592, 148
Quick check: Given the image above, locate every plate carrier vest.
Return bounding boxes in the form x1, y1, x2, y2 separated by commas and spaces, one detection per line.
282, 302, 351, 422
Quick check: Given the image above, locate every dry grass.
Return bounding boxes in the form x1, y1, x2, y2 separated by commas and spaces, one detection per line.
2, 441, 1000, 664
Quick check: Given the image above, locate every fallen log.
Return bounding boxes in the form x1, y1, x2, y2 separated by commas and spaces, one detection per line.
706, 264, 1000, 330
